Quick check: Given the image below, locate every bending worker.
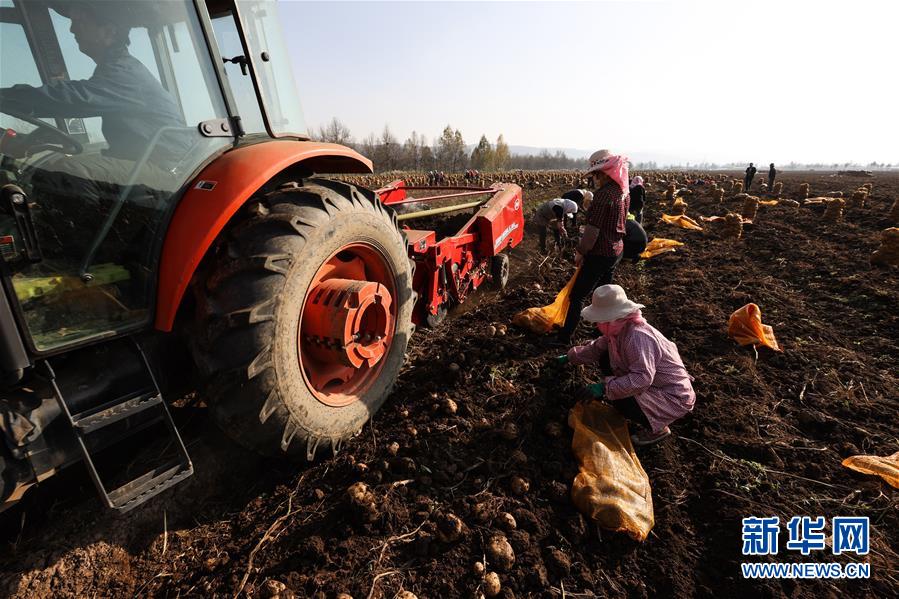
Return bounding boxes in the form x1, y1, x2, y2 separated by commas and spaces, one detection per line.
534, 197, 579, 253
628, 176, 646, 224
556, 149, 629, 343
561, 285, 696, 446
561, 188, 594, 210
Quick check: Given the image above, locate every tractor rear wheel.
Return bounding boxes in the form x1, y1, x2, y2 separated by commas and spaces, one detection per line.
193, 179, 414, 459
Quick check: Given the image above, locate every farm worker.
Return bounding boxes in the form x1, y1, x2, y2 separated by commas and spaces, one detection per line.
561, 188, 595, 211
744, 163, 757, 192
628, 176, 646, 224
534, 197, 579, 253
768, 163, 777, 189
561, 285, 696, 446
556, 149, 630, 343
622, 216, 647, 263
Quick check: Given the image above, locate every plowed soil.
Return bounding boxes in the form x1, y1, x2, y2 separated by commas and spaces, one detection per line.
2, 172, 897, 598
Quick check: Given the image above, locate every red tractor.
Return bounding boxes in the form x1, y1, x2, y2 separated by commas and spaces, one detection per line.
0, 0, 437, 512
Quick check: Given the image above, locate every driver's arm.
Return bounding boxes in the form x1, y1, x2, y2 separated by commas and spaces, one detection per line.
0, 68, 133, 119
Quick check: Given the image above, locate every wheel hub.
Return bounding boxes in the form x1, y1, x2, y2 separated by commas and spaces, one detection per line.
303, 278, 393, 369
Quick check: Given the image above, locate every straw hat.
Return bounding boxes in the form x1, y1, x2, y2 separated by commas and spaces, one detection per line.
584, 149, 613, 176
581, 285, 645, 323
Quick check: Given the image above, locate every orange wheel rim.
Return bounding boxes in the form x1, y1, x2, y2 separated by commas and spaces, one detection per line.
299, 243, 397, 407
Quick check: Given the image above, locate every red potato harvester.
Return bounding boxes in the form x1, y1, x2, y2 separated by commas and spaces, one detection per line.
376, 181, 525, 327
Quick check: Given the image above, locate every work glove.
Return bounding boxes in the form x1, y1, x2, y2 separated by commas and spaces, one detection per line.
576, 382, 605, 402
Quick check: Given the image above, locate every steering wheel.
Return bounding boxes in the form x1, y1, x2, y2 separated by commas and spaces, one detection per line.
1, 107, 83, 156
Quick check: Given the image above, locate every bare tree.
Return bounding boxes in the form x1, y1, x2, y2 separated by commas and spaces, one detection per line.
376, 125, 399, 171
317, 117, 354, 146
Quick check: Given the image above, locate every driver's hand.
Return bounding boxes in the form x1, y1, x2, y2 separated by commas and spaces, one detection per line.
0, 129, 27, 159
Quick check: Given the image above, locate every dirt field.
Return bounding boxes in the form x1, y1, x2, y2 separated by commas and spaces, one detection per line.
1, 171, 897, 598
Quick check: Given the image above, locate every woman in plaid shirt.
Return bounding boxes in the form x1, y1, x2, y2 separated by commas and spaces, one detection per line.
557, 149, 630, 342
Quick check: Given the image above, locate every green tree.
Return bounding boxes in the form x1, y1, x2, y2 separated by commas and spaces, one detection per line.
436, 125, 455, 171
494, 134, 510, 170
452, 129, 467, 172
470, 134, 494, 171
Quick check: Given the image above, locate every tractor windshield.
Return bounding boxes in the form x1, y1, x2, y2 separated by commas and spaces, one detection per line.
0, 0, 231, 352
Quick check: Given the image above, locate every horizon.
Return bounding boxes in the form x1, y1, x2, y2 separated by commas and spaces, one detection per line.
281, 0, 898, 166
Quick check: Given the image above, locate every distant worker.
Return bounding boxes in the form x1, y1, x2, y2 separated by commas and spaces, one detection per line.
534, 197, 579, 253
768, 163, 776, 189
744, 163, 757, 192
556, 149, 630, 344
560, 285, 696, 446
622, 216, 648, 263
628, 175, 646, 224
561, 188, 594, 211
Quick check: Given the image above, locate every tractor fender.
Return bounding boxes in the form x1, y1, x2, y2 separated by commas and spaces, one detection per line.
154, 140, 372, 332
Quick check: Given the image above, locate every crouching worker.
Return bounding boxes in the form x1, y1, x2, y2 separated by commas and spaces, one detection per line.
561, 285, 695, 445
622, 216, 648, 263
534, 197, 579, 253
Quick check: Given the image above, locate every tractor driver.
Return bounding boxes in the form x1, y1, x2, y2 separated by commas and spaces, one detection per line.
0, 1, 187, 255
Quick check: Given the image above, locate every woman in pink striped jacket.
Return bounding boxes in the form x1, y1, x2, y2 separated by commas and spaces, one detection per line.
563, 285, 696, 446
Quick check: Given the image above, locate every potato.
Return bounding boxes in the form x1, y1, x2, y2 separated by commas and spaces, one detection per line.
486, 534, 516, 571
346, 482, 379, 522
495, 512, 517, 531
510, 475, 530, 496
483, 571, 501, 597
508, 449, 528, 465
543, 421, 563, 438
499, 422, 519, 441
436, 512, 464, 543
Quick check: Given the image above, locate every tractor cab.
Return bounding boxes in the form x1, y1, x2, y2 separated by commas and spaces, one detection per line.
0, 0, 304, 354
0, 0, 358, 512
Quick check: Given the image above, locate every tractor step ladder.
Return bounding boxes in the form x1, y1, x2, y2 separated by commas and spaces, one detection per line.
45, 339, 193, 512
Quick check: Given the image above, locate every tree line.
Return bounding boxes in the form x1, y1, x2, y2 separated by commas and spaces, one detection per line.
312, 117, 583, 173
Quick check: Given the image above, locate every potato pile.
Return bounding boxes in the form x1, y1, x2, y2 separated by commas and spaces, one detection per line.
870, 228, 899, 267
666, 183, 676, 202
890, 198, 899, 224
823, 197, 845, 223
741, 195, 760, 221
849, 188, 868, 209
721, 212, 744, 240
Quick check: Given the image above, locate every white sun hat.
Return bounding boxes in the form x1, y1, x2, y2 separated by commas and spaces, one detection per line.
581, 284, 645, 323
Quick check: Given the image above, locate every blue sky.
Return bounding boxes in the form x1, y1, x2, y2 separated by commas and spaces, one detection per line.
281, 0, 898, 164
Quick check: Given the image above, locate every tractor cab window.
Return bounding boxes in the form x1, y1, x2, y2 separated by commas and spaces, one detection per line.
0, 0, 231, 352
208, 0, 306, 138
237, 0, 306, 137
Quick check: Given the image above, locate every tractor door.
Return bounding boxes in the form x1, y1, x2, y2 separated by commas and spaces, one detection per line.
207, 0, 307, 138
0, 0, 233, 353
